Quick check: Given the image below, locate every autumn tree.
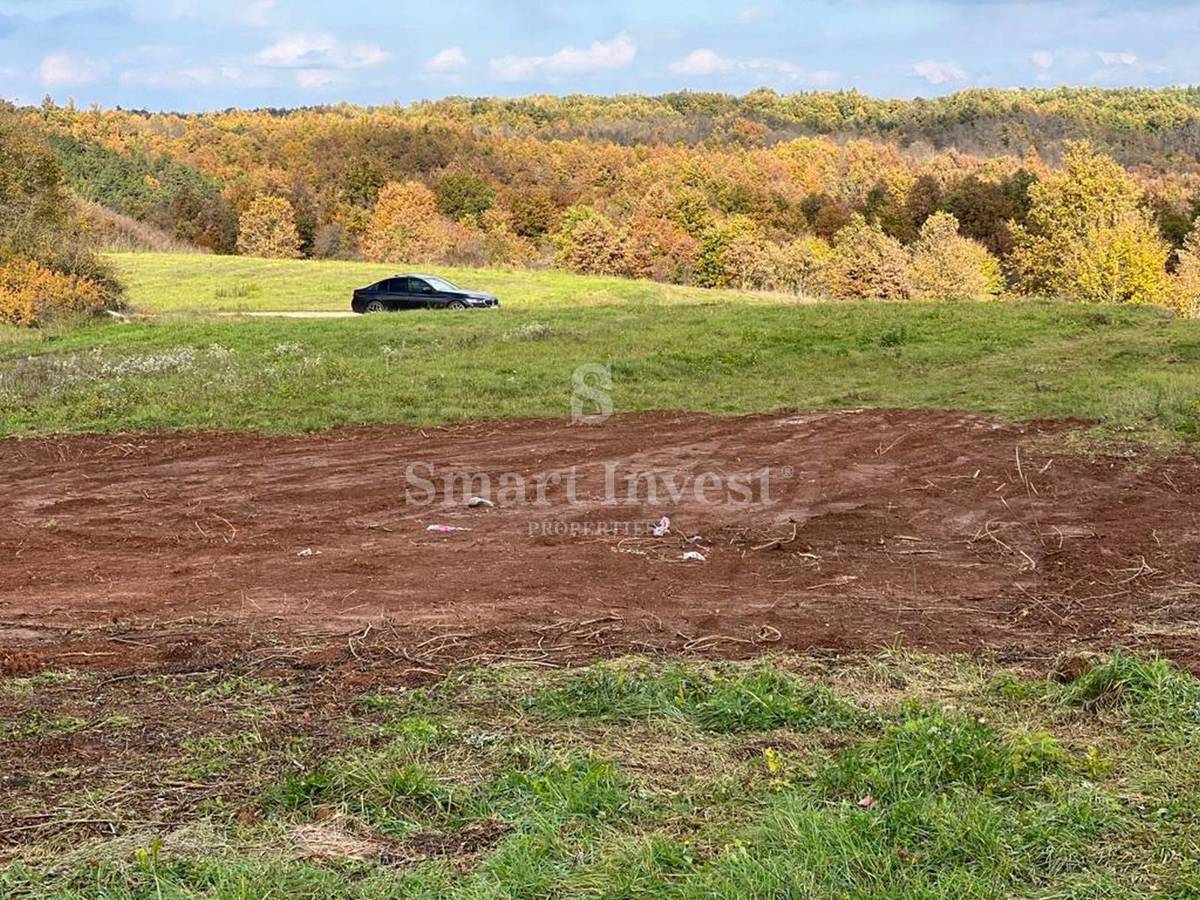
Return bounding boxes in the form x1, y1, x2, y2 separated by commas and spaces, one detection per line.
909, 212, 1003, 301
694, 215, 761, 289
506, 188, 559, 239
236, 195, 302, 259
779, 236, 833, 297
1011, 143, 1170, 306
827, 215, 911, 299
362, 181, 447, 264
943, 171, 1034, 257
479, 207, 537, 268
624, 214, 698, 284
554, 205, 624, 275
0, 106, 119, 324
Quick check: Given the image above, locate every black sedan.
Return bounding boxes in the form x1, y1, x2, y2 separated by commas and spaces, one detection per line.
352, 274, 500, 313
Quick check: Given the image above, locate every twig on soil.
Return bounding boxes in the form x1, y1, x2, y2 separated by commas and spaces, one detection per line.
751, 522, 799, 553
682, 634, 755, 651
973, 520, 1037, 571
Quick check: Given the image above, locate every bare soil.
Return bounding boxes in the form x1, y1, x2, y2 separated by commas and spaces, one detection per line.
3, 410, 1199, 678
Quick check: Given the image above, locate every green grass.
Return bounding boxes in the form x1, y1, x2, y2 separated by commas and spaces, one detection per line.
1, 253, 1198, 440
110, 251, 780, 314
5, 653, 1200, 897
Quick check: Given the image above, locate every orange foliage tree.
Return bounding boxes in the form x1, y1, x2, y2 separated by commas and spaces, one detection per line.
236, 195, 302, 259
362, 181, 448, 264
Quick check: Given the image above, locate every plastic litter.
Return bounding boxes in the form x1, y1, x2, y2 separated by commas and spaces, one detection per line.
296, 547, 315, 557
681, 550, 706, 562
426, 524, 471, 533
652, 515, 672, 537
467, 496, 495, 508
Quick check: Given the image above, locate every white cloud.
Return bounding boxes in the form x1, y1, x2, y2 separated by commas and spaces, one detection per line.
489, 32, 635, 82
256, 32, 387, 71
669, 49, 733, 76
1098, 51, 1138, 66
737, 6, 765, 24
912, 60, 967, 84
40, 52, 106, 87
669, 49, 835, 84
1031, 51, 1054, 71
425, 46, 468, 74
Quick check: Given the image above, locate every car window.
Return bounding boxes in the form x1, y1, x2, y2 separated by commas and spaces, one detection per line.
381, 279, 405, 292
407, 278, 433, 293
424, 276, 459, 292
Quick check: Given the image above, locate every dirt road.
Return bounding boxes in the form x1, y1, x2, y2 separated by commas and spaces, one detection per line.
2, 410, 1198, 676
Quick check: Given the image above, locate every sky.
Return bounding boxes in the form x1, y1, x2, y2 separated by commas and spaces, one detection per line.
1, 1, 1199, 111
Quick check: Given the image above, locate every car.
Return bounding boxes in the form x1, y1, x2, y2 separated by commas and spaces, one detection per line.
351, 274, 500, 313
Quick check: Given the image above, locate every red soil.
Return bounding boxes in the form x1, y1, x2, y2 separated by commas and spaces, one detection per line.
2, 410, 1198, 676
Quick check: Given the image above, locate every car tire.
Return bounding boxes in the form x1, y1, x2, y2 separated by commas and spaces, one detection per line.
446, 300, 466, 310
364, 299, 386, 313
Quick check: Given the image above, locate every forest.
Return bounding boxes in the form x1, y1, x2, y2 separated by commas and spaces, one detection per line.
6, 88, 1200, 323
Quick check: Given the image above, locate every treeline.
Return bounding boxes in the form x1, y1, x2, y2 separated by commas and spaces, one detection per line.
402, 87, 1200, 168
0, 104, 121, 326
19, 92, 1200, 314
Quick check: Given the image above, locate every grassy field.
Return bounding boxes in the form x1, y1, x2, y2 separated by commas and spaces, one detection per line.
111, 252, 784, 313
4, 651, 1200, 897
0, 252, 1197, 440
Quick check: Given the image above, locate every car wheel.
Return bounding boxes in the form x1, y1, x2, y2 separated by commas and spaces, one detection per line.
446, 300, 466, 310
364, 299, 386, 313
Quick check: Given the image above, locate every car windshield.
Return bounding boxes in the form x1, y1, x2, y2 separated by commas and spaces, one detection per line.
423, 276, 460, 292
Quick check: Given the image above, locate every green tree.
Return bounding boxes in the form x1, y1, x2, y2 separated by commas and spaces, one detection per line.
1011, 142, 1170, 306
435, 173, 495, 223
694, 215, 760, 289
236, 195, 302, 259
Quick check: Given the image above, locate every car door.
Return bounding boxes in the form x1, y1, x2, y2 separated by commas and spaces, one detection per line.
405, 277, 438, 308
377, 278, 408, 309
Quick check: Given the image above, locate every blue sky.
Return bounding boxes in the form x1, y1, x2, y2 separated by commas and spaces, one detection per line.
1, 1, 1198, 110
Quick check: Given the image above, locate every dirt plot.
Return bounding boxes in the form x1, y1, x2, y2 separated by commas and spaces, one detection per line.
2, 410, 1199, 677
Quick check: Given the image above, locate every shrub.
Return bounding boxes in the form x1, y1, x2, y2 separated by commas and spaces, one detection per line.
909, 212, 1004, 301
827, 214, 912, 300
0, 257, 110, 326
236, 195, 302, 259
